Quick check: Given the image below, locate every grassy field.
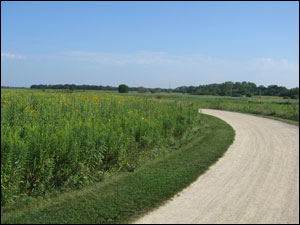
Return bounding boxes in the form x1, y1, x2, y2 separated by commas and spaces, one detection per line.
2, 88, 297, 224
1, 89, 199, 206
125, 92, 299, 123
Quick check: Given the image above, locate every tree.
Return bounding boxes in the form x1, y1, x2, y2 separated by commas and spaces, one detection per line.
118, 84, 129, 93
137, 86, 148, 93
69, 84, 76, 92
219, 82, 233, 96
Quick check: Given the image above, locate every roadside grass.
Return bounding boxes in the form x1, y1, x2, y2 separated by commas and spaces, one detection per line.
1, 113, 234, 224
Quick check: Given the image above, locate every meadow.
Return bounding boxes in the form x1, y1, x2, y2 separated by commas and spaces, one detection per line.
125, 92, 299, 123
1, 89, 200, 206
2, 89, 298, 224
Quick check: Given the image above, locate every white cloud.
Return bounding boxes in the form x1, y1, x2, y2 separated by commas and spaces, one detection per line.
245, 58, 299, 87
58, 51, 299, 87
1, 52, 25, 59
6, 50, 296, 88
251, 57, 299, 73
61, 51, 185, 65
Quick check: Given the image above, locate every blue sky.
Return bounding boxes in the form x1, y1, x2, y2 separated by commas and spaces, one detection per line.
1, 1, 299, 88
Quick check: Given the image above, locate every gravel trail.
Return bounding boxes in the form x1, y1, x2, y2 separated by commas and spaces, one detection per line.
135, 109, 299, 224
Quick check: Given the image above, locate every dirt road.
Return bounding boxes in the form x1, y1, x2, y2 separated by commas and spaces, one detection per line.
134, 109, 299, 224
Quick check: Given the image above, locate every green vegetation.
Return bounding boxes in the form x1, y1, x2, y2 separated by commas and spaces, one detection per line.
126, 92, 299, 123
2, 87, 297, 224
196, 98, 299, 122
151, 88, 161, 94
1, 89, 198, 206
28, 84, 171, 92
174, 81, 299, 99
1, 113, 234, 224
137, 86, 148, 93
28, 81, 299, 99
118, 84, 129, 93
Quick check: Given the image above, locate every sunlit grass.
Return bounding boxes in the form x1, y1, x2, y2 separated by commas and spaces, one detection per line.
1, 89, 200, 206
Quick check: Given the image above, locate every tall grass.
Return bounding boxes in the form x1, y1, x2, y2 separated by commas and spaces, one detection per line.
136, 93, 299, 122
1, 90, 200, 206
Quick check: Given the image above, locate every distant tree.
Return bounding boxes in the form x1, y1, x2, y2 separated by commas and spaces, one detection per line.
257, 85, 266, 96
292, 95, 299, 99
178, 86, 187, 94
289, 87, 299, 99
138, 86, 148, 93
118, 84, 129, 93
219, 82, 231, 96
69, 84, 76, 92
150, 88, 161, 93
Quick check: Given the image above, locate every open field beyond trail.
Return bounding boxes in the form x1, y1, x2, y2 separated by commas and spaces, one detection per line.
124, 92, 299, 124
135, 109, 299, 224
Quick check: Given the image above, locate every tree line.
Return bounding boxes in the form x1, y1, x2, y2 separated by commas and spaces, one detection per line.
174, 81, 299, 99
29, 82, 299, 99
30, 84, 170, 93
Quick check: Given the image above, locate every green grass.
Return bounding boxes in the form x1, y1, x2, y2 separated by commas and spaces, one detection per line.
1, 89, 200, 206
1, 113, 234, 224
125, 92, 299, 123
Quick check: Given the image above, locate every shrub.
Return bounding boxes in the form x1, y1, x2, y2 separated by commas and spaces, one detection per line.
138, 86, 148, 93
151, 88, 161, 94
118, 84, 129, 93
246, 92, 253, 97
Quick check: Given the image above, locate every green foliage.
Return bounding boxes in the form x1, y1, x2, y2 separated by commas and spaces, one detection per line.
175, 81, 298, 97
118, 84, 129, 93
151, 88, 161, 94
137, 86, 148, 93
246, 92, 253, 97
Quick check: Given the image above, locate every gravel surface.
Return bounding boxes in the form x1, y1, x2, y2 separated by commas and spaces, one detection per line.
134, 109, 299, 224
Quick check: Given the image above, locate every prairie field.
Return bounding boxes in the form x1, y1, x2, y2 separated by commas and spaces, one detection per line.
1, 89, 299, 216
1, 88, 298, 223
128, 92, 299, 122
1, 89, 200, 206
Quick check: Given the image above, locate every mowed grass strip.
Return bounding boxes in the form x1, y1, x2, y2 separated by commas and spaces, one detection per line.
1, 114, 234, 224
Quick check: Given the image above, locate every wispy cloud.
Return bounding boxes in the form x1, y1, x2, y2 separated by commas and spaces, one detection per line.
60, 50, 299, 73
61, 51, 181, 65
3, 50, 297, 88
251, 57, 299, 73
56, 51, 299, 87
1, 52, 26, 59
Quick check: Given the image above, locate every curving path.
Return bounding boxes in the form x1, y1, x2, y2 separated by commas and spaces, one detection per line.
135, 109, 299, 224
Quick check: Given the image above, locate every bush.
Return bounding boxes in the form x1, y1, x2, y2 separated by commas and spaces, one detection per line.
246, 92, 253, 97
232, 93, 242, 97
118, 84, 129, 93
151, 88, 161, 94
138, 86, 148, 93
